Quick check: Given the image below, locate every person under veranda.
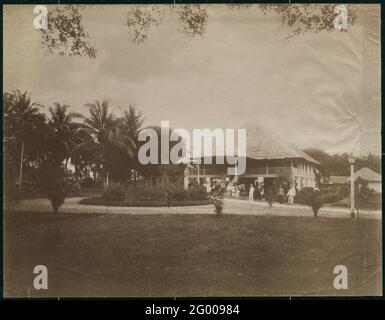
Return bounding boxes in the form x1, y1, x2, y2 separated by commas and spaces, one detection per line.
266, 187, 274, 213
277, 184, 285, 204
248, 184, 255, 201
287, 185, 296, 205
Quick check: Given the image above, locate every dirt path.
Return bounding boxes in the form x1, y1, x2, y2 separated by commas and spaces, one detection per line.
14, 197, 381, 220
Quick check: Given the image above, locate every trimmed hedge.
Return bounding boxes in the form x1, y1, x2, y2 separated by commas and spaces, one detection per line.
102, 182, 208, 202
79, 196, 213, 207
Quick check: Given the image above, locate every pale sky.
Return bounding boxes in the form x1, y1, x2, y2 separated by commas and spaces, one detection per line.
3, 4, 381, 155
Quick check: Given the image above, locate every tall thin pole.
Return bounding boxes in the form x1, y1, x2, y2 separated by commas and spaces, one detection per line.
350, 162, 355, 218
19, 140, 24, 193
197, 164, 200, 184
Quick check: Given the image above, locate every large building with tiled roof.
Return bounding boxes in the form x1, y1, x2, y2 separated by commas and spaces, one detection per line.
185, 123, 321, 193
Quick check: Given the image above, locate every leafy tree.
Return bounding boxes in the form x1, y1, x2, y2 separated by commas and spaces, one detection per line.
355, 153, 381, 174
276, 168, 293, 192
22, 113, 69, 213
4, 90, 42, 192
355, 177, 375, 217
40, 5, 96, 58
303, 148, 381, 177
3, 92, 14, 136
177, 4, 209, 38
109, 104, 145, 180
43, 162, 67, 214
303, 148, 332, 177
48, 103, 84, 174
119, 104, 144, 140
258, 4, 357, 38
211, 182, 226, 215
75, 100, 136, 188
135, 125, 182, 183
307, 188, 324, 218
38, 4, 358, 58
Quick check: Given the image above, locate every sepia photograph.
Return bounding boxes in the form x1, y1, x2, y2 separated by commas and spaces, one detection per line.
2, 2, 382, 298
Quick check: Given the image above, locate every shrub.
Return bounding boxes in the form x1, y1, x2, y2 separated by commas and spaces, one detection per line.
41, 164, 67, 214
16, 183, 45, 199
123, 182, 208, 202
338, 185, 350, 199
295, 188, 324, 217
213, 195, 224, 215
162, 183, 179, 207
98, 182, 208, 206
102, 183, 126, 201
79, 197, 213, 207
308, 191, 324, 217
65, 180, 81, 197
47, 184, 66, 214
211, 183, 226, 215
125, 183, 163, 201
187, 184, 208, 200
172, 189, 188, 201
355, 178, 375, 216
80, 177, 103, 188
301, 189, 324, 217
323, 193, 340, 204
295, 188, 313, 204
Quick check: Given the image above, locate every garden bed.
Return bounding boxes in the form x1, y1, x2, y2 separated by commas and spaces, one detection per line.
79, 196, 213, 207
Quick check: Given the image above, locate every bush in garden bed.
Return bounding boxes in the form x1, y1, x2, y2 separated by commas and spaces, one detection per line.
102, 183, 126, 201
79, 196, 213, 207
296, 187, 342, 205
101, 182, 209, 203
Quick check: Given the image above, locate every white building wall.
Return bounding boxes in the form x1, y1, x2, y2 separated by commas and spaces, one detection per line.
368, 181, 382, 193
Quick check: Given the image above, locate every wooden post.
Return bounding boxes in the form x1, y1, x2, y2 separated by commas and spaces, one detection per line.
350, 162, 355, 218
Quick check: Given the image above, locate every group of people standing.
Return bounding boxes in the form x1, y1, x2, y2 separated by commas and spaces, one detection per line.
202, 178, 298, 209
248, 183, 297, 208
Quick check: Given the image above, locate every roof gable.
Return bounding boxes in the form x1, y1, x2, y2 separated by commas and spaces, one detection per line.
240, 123, 321, 165
355, 167, 381, 182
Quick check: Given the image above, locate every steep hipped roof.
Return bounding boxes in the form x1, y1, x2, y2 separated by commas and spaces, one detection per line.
240, 123, 321, 165
355, 167, 381, 182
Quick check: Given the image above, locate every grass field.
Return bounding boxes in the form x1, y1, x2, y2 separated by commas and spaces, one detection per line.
4, 212, 382, 297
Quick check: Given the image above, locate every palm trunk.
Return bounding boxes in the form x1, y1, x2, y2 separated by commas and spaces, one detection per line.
19, 140, 24, 193
102, 146, 109, 189
103, 171, 109, 190
102, 164, 108, 190
65, 158, 69, 175
102, 145, 107, 190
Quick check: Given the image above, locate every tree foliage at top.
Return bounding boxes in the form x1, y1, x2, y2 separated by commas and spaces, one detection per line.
258, 3, 357, 38
38, 3, 358, 58
126, 4, 209, 44
39, 5, 96, 58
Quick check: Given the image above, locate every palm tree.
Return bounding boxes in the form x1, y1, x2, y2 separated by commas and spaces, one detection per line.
73, 100, 135, 188
3, 92, 14, 135
117, 104, 144, 179
48, 103, 84, 174
119, 104, 144, 139
6, 90, 42, 192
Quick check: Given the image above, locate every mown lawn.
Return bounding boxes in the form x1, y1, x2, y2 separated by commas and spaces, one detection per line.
3, 212, 382, 297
